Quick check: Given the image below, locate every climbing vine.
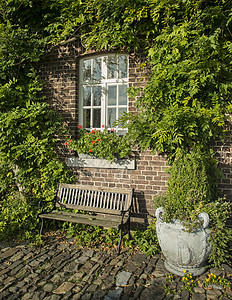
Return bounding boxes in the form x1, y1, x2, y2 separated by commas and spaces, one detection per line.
0, 0, 231, 246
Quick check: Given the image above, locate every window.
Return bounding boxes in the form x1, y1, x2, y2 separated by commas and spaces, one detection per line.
79, 54, 128, 134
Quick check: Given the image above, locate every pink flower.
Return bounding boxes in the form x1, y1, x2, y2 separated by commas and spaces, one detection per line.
86, 132, 88, 135
77, 125, 82, 129
110, 128, 115, 132
69, 140, 72, 143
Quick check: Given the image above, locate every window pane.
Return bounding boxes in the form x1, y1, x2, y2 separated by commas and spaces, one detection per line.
108, 86, 117, 106
83, 60, 91, 80
83, 86, 91, 106
93, 58, 101, 80
118, 107, 127, 118
93, 86, 101, 106
93, 109, 101, 128
108, 108, 116, 128
107, 57, 117, 79
118, 85, 127, 105
83, 109, 91, 128
119, 56, 128, 78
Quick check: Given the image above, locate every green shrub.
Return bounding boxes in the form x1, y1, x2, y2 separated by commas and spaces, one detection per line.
0, 192, 38, 241
154, 149, 232, 268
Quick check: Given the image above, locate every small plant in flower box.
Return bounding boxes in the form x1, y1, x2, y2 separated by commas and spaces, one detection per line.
65, 125, 132, 163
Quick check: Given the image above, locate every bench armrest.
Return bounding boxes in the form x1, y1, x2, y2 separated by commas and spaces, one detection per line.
37, 198, 57, 218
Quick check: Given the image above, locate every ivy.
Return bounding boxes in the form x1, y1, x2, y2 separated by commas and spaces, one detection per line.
0, 0, 231, 258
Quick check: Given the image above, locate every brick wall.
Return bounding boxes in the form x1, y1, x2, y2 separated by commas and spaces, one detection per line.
40, 40, 232, 227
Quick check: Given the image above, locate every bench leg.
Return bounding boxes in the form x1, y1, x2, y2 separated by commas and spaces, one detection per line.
128, 222, 131, 241
39, 218, 44, 236
117, 228, 123, 256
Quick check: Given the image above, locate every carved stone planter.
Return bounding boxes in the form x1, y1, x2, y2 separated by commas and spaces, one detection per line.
155, 207, 212, 276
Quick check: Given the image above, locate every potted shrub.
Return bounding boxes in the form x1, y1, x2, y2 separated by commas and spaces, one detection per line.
154, 149, 231, 276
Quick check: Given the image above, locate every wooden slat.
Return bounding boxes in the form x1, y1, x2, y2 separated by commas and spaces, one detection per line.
39, 211, 123, 228
58, 183, 131, 196
56, 184, 133, 212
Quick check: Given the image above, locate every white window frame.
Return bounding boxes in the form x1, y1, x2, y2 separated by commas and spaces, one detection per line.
79, 54, 129, 133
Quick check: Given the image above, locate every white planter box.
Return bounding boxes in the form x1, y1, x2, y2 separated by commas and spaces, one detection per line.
65, 154, 135, 170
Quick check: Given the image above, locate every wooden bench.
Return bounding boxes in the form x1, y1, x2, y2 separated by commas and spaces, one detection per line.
37, 183, 134, 255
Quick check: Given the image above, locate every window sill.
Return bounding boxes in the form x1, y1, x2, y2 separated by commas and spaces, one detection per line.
65, 154, 135, 170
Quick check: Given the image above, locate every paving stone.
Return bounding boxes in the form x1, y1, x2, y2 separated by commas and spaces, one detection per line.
86, 284, 99, 292
64, 261, 79, 272
0, 248, 19, 259
84, 249, 94, 257
193, 287, 206, 294
124, 262, 138, 273
140, 284, 166, 300
116, 271, 132, 287
144, 265, 154, 274
8, 286, 19, 293
133, 285, 144, 299
21, 292, 35, 300
180, 289, 190, 300
4, 276, 15, 285
10, 263, 25, 276
22, 252, 34, 261
105, 287, 124, 300
9, 251, 24, 262
101, 275, 115, 290
93, 277, 103, 286
208, 284, 224, 290
81, 293, 93, 300
53, 282, 75, 294
131, 252, 147, 266
123, 284, 134, 296
50, 272, 68, 283
222, 264, 232, 274
68, 271, 85, 282
93, 289, 108, 299
206, 288, 222, 299
173, 294, 181, 300
191, 292, 206, 300
82, 274, 94, 283
76, 256, 89, 264
0, 233, 232, 300
43, 282, 56, 292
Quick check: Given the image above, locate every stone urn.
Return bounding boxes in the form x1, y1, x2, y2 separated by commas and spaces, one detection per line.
155, 207, 212, 276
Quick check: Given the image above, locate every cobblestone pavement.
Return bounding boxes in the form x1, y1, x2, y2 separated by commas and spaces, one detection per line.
0, 231, 231, 300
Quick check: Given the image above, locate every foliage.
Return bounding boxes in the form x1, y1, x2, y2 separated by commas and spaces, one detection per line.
181, 272, 199, 294
0, 192, 38, 241
165, 270, 231, 296
0, 0, 74, 240
62, 221, 160, 255
116, 0, 232, 163
204, 272, 231, 289
0, 0, 231, 264
154, 149, 220, 226
66, 126, 132, 162
154, 149, 232, 267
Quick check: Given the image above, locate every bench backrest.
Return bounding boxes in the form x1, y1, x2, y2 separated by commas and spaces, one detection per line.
56, 183, 133, 215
